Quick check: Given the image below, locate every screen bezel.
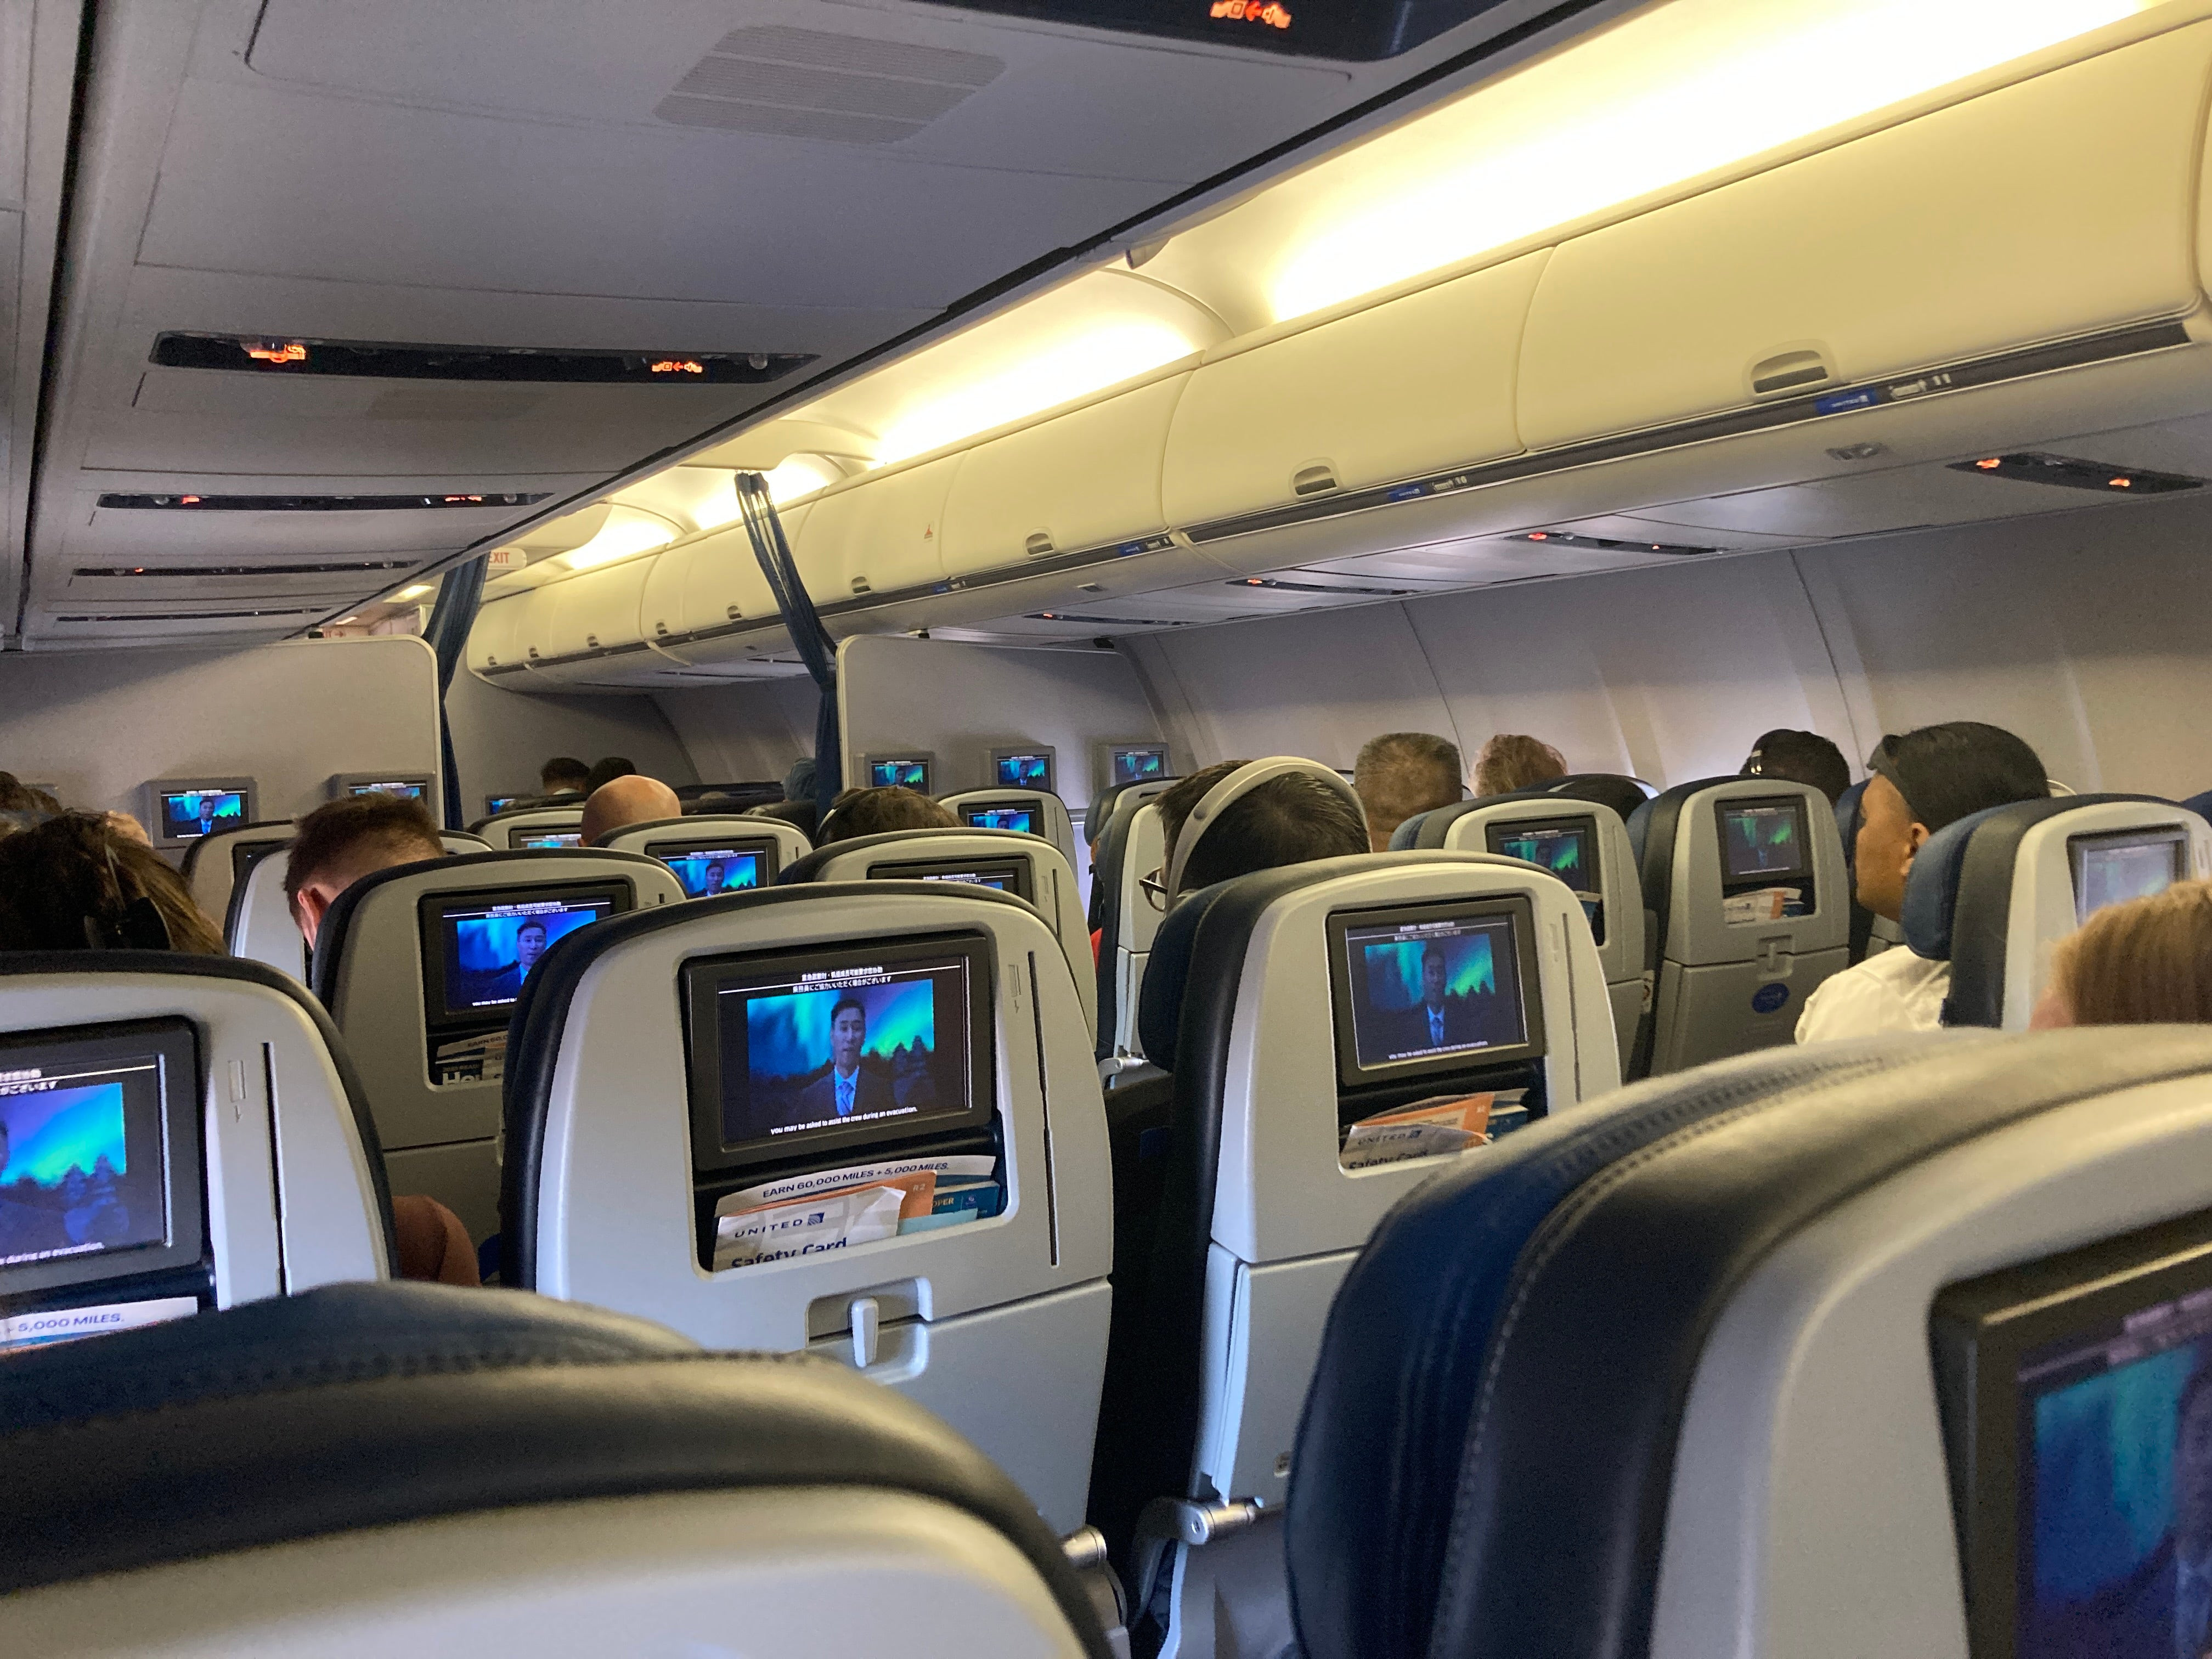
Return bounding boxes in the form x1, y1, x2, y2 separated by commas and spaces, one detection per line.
1931, 1206, 2212, 1659
332, 773, 433, 805
645, 835, 780, 895
986, 746, 1056, 793
2067, 825, 2190, 926
1715, 794, 1814, 885
514, 831, 584, 850
960, 803, 1041, 837
1325, 894, 1548, 1091
862, 753, 935, 794
681, 930, 998, 1177
146, 777, 257, 848
228, 835, 292, 888
0, 1017, 206, 1300
867, 854, 1034, 903
1485, 814, 1605, 947
1104, 743, 1170, 788
415, 881, 633, 1030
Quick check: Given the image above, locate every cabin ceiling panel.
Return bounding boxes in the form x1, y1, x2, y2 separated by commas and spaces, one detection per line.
1633, 458, 2136, 540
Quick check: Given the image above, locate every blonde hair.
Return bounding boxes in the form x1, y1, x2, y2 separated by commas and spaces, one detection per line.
1472, 734, 1567, 798
2050, 878, 2212, 1026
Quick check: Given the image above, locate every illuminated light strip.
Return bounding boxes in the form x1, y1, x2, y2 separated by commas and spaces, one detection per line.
1264, 0, 2160, 320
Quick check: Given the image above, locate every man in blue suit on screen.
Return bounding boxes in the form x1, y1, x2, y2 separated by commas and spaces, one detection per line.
2036, 1362, 2212, 1658
1384, 941, 1505, 1057
797, 997, 896, 1123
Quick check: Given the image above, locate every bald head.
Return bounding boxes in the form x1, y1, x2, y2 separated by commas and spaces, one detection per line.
582, 775, 681, 844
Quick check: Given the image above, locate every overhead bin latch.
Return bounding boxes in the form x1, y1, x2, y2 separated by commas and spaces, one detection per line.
1750, 346, 1835, 397
1026, 531, 1056, 558
1292, 461, 1339, 496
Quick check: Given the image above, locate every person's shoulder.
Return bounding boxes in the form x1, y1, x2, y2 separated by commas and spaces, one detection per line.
1796, 950, 1948, 1042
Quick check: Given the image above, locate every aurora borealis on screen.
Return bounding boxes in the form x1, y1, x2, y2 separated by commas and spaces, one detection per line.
0, 1082, 127, 1188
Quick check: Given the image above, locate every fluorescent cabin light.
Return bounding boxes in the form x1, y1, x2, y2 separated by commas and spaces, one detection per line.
558, 506, 679, 570
765, 454, 845, 504
392, 584, 432, 600
1265, 0, 2159, 321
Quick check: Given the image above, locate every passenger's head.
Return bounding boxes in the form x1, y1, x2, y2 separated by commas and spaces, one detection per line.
284, 793, 445, 947
746, 798, 819, 844
0, 772, 60, 816
1853, 721, 2049, 922
515, 920, 549, 972
580, 774, 681, 844
584, 755, 638, 794
539, 756, 591, 796
1353, 732, 1463, 853
782, 756, 818, 804
1472, 734, 1567, 798
1741, 729, 1850, 805
0, 812, 224, 954
816, 786, 956, 847
1154, 759, 1369, 900
2032, 879, 2212, 1029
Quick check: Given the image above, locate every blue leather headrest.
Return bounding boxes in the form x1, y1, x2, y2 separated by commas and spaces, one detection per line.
2185, 788, 2212, 825
1833, 778, 1869, 872
1135, 882, 1235, 1063
1898, 805, 2001, 961
1388, 811, 1431, 851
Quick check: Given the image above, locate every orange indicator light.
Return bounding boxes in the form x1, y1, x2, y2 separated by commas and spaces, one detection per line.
2109, 477, 2132, 488
1209, 0, 1291, 26
1974, 458, 2002, 470
244, 341, 308, 365
650, 359, 705, 375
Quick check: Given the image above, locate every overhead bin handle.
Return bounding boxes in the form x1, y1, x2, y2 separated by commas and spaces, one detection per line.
1750, 346, 1835, 396
1292, 461, 1339, 496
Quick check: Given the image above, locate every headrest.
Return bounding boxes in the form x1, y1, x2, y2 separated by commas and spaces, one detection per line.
1834, 778, 1870, 871
0, 1280, 1109, 1652
1165, 758, 1365, 898
1897, 804, 2005, 962
2185, 787, 2212, 824
1387, 811, 1430, 851
1135, 880, 1238, 1064
778, 826, 1044, 887
1544, 774, 1654, 821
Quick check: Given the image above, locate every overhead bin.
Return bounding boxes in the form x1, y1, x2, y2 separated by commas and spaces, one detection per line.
793, 454, 958, 605
540, 558, 651, 661
1160, 250, 1545, 530
1517, 22, 2212, 453
940, 369, 1189, 577
638, 507, 798, 660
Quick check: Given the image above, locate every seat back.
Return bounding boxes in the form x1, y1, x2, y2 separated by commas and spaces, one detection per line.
782, 829, 1097, 1043
596, 814, 813, 894
1634, 776, 1850, 1073
940, 789, 1080, 874
312, 849, 684, 1240
180, 820, 295, 929
501, 882, 1111, 1533
1087, 780, 1177, 1066
0, 1282, 1108, 1658
471, 805, 588, 849
1901, 793, 2212, 1028
0, 952, 391, 1348
1287, 1026, 2212, 1659
224, 830, 488, 982
1093, 851, 1620, 1638
1413, 795, 1646, 1073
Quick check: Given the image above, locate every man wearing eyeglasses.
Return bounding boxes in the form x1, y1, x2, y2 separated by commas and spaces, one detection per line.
1795, 720, 2049, 1043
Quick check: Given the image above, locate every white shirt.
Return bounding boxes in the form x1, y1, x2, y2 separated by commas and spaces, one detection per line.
1794, 947, 1951, 1043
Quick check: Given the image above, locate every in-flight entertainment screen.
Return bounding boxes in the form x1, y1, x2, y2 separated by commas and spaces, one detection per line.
1328, 896, 1544, 1089
2070, 827, 2189, 926
1719, 797, 1812, 883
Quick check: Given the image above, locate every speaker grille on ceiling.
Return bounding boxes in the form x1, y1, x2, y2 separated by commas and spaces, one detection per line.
656, 26, 1004, 144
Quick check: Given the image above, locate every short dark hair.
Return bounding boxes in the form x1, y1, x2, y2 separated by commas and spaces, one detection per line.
1159, 764, 1369, 894
540, 757, 591, 792
284, 794, 444, 912
1423, 940, 1448, 967
1354, 733, 1463, 839
0, 772, 59, 816
831, 996, 867, 1026
518, 919, 546, 937
1743, 729, 1850, 805
585, 756, 638, 794
746, 798, 820, 842
1870, 721, 2049, 834
817, 786, 955, 846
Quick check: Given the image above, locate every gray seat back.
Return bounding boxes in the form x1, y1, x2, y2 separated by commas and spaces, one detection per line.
224, 830, 488, 983
940, 789, 1081, 874
471, 805, 588, 849
597, 814, 814, 894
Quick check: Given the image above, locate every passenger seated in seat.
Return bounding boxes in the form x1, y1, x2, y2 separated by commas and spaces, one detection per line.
1151, 759, 1368, 905
782, 757, 817, 804
0, 811, 224, 952
1472, 733, 1567, 798
539, 756, 591, 797
1741, 728, 1850, 805
815, 785, 956, 847
284, 793, 446, 949
584, 755, 638, 794
1353, 732, 1463, 852
1796, 721, 2049, 1042
747, 798, 819, 844
0, 772, 61, 816
580, 774, 681, 843
2029, 878, 2212, 1029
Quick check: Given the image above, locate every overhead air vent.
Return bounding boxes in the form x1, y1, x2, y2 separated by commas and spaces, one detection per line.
95, 491, 551, 512
654, 26, 1003, 145
150, 334, 814, 385
72, 560, 417, 578
1027, 612, 1190, 627
1513, 530, 1718, 556
1947, 452, 2205, 493
53, 607, 323, 622
1229, 577, 1417, 596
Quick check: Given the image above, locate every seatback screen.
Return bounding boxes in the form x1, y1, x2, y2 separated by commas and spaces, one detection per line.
962, 805, 1038, 836
650, 840, 770, 898
229, 838, 287, 887
683, 934, 995, 1175
486, 794, 523, 815
870, 856, 1032, 902
1110, 746, 1169, 786
158, 789, 246, 842
1328, 896, 1545, 1090
2070, 826, 2188, 925
348, 780, 425, 800
992, 752, 1053, 790
424, 887, 623, 1022
868, 758, 932, 792
1487, 816, 1603, 943
1718, 797, 1812, 883
512, 830, 582, 849
0, 1019, 205, 1307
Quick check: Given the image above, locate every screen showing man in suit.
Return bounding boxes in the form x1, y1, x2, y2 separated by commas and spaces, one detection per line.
2021, 1300, 2212, 1659
160, 789, 245, 842
716, 958, 972, 1150
440, 896, 611, 1014
661, 848, 763, 898
1344, 913, 1526, 1071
